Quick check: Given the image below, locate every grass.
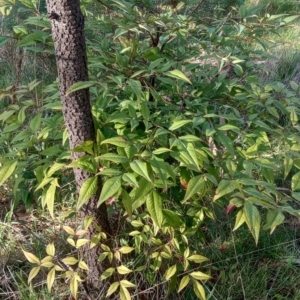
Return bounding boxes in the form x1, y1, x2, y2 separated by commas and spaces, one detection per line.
202, 213, 300, 299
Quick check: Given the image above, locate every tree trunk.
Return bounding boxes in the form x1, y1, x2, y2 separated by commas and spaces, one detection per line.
46, 0, 112, 291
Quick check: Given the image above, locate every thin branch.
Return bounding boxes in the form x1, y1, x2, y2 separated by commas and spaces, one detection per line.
187, 0, 207, 19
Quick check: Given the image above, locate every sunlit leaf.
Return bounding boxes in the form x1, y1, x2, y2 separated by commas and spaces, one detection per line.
0, 160, 17, 186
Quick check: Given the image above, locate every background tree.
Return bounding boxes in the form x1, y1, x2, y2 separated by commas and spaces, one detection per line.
46, 0, 111, 290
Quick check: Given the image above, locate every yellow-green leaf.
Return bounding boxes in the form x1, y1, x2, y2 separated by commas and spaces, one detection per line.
67, 238, 76, 247
70, 275, 79, 299
28, 266, 41, 283
164, 264, 177, 280
284, 156, 293, 180
213, 180, 237, 201
41, 256, 53, 263
146, 191, 163, 228
120, 280, 136, 288
193, 280, 206, 300
61, 257, 78, 265
84, 216, 94, 230
190, 271, 211, 281
46, 243, 55, 256
169, 119, 193, 131
187, 255, 209, 264
106, 282, 120, 297
78, 260, 89, 270
22, 249, 40, 264
165, 69, 192, 84
117, 265, 132, 275
178, 275, 190, 293
45, 183, 56, 219
41, 261, 54, 268
244, 201, 261, 245
100, 268, 115, 280
63, 226, 75, 235
76, 239, 90, 248
183, 175, 205, 203
292, 171, 300, 191
120, 285, 131, 300
233, 209, 246, 231
47, 267, 55, 291
0, 160, 17, 186
118, 246, 135, 254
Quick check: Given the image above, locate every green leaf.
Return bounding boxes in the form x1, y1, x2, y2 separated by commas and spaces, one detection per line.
122, 173, 139, 187
128, 79, 142, 100
146, 191, 163, 227
152, 148, 171, 155
263, 209, 285, 233
97, 153, 129, 164
283, 15, 300, 24
140, 101, 150, 121
218, 124, 239, 131
98, 176, 122, 206
0, 160, 17, 186
292, 171, 300, 192
100, 268, 115, 280
11, 130, 31, 143
163, 209, 181, 229
178, 275, 190, 293
101, 136, 131, 147
165, 70, 192, 84
213, 180, 237, 201
169, 120, 193, 131
244, 201, 261, 245
217, 132, 235, 156
122, 189, 133, 218
133, 177, 153, 202
290, 107, 298, 126
0, 36, 11, 47
233, 210, 246, 231
45, 184, 56, 219
183, 175, 205, 203
66, 81, 95, 96
41, 145, 62, 156
77, 177, 98, 210
284, 156, 293, 180
130, 160, 152, 182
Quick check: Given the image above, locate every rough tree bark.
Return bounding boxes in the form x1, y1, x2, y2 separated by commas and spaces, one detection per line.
46, 0, 112, 291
